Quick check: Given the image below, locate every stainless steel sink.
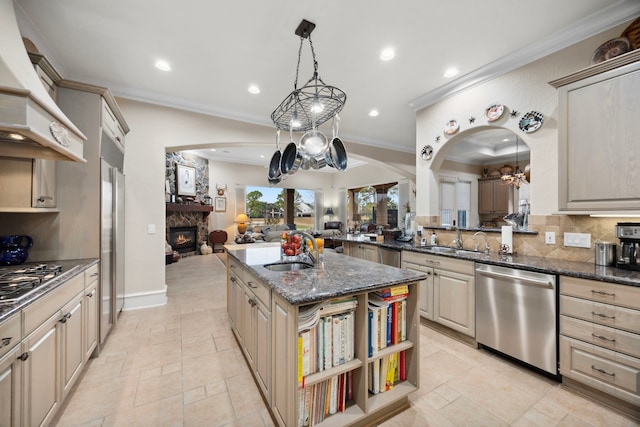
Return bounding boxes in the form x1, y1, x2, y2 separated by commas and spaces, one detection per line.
427, 246, 455, 253
263, 261, 314, 271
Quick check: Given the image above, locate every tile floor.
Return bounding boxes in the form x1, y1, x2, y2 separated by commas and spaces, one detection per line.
54, 254, 640, 427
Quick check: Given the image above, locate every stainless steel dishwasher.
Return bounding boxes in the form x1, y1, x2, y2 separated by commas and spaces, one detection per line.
379, 246, 401, 267
475, 264, 558, 375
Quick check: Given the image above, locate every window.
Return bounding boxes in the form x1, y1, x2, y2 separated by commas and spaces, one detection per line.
440, 179, 470, 228
246, 186, 315, 230
347, 183, 398, 230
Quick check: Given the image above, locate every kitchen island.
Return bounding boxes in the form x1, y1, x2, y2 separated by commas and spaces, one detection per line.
225, 243, 427, 427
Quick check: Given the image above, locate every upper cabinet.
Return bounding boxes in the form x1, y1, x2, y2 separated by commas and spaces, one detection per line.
478, 177, 510, 215
551, 50, 640, 213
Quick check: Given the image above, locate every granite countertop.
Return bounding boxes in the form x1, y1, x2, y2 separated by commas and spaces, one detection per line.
335, 236, 640, 288
0, 258, 99, 322
225, 244, 427, 305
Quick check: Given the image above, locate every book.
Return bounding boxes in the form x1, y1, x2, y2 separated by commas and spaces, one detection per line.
323, 316, 332, 370
379, 304, 387, 350
332, 315, 342, 366
386, 304, 392, 348
297, 336, 304, 384
303, 386, 312, 426
369, 306, 379, 356
391, 301, 398, 345
399, 350, 406, 381
379, 355, 388, 393
301, 330, 311, 377
377, 284, 409, 297
345, 311, 354, 362
401, 299, 406, 342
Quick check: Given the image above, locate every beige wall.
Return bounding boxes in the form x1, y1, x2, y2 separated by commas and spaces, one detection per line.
413, 20, 638, 262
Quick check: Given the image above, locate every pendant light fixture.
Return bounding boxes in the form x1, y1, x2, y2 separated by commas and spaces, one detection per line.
267, 19, 348, 183
501, 136, 528, 189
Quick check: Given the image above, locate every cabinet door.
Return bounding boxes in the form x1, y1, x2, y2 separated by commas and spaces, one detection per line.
434, 269, 475, 337
254, 301, 271, 401
85, 281, 99, 360
228, 273, 240, 329
61, 294, 84, 397
22, 314, 61, 427
493, 181, 510, 213
404, 262, 434, 320
272, 295, 296, 427
478, 180, 494, 214
361, 245, 379, 263
0, 346, 22, 427
242, 286, 256, 367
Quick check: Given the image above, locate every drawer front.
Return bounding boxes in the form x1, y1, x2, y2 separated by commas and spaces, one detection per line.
228, 258, 245, 282
561, 315, 640, 359
0, 313, 21, 358
401, 251, 474, 275
560, 295, 640, 334
561, 276, 640, 310
84, 263, 99, 285
23, 273, 85, 336
245, 269, 270, 309
560, 336, 640, 406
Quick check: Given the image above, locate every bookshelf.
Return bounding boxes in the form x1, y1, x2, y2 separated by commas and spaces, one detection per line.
271, 281, 420, 427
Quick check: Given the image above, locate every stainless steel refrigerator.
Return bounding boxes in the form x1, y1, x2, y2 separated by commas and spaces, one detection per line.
100, 154, 125, 343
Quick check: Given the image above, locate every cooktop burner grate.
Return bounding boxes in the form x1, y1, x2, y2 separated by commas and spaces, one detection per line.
0, 264, 63, 303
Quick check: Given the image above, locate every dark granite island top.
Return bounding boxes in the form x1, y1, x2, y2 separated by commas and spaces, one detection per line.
225, 243, 427, 305
335, 236, 640, 288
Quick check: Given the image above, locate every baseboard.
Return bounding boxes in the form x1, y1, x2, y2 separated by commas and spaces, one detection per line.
122, 284, 168, 310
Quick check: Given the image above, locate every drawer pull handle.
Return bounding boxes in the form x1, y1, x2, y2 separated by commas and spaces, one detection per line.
591, 311, 615, 320
18, 352, 29, 361
591, 365, 615, 377
248, 281, 258, 289
90, 273, 99, 277
591, 333, 615, 343
59, 312, 72, 323
591, 290, 615, 297
230, 276, 236, 283
0, 337, 12, 348
87, 290, 96, 298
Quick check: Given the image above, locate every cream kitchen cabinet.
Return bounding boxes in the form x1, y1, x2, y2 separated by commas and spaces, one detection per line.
551, 50, 640, 213
559, 275, 640, 415
0, 263, 98, 427
343, 241, 379, 263
227, 260, 272, 402
478, 178, 509, 215
0, 314, 21, 427
0, 157, 57, 212
402, 251, 475, 338
84, 264, 100, 360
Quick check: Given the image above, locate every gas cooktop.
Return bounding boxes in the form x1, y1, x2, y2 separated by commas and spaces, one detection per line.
0, 263, 63, 304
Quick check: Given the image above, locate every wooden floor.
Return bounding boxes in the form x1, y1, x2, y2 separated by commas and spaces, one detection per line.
54, 254, 640, 426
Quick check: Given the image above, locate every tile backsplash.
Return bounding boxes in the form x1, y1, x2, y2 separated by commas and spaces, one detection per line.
416, 215, 638, 263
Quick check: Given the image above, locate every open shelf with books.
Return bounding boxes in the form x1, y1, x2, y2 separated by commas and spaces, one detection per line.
270, 277, 420, 427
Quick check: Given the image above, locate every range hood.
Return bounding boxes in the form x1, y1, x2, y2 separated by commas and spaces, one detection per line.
0, 0, 86, 162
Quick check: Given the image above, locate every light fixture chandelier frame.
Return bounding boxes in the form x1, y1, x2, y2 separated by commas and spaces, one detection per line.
502, 135, 528, 189
271, 19, 347, 132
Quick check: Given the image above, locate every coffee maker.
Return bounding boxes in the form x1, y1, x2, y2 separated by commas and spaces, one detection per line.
615, 222, 640, 270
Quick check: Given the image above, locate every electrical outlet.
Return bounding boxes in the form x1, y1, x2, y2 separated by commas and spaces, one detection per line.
545, 231, 555, 244
564, 232, 591, 248
148, 224, 156, 234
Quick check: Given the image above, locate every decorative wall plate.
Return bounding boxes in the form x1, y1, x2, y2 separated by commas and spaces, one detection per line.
518, 111, 543, 133
444, 119, 459, 135
420, 145, 433, 160
484, 103, 504, 122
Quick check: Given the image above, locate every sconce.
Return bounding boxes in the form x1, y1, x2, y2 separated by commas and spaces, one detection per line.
235, 213, 249, 235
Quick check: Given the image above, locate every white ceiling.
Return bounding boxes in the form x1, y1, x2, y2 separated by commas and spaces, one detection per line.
15, 0, 639, 162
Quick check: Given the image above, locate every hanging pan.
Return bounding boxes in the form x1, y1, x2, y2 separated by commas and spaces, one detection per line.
267, 130, 282, 182
329, 114, 347, 171
280, 129, 302, 175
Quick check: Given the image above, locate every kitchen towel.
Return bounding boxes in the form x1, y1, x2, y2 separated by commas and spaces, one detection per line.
501, 225, 513, 254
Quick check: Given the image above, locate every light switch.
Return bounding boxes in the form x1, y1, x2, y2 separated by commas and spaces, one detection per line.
545, 231, 555, 244
148, 224, 156, 234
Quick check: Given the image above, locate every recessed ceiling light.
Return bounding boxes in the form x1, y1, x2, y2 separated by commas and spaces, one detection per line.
155, 59, 171, 71
259, 154, 265, 158
8, 133, 25, 140
369, 109, 379, 117
210, 148, 217, 152
444, 67, 459, 78
248, 85, 260, 94
380, 47, 395, 61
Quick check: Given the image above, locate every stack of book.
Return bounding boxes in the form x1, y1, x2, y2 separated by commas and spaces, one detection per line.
297, 297, 358, 384
367, 285, 408, 357
297, 372, 353, 427
367, 350, 406, 395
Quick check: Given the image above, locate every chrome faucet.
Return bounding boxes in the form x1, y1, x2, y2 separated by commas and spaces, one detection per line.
291, 230, 319, 265
450, 226, 463, 249
473, 231, 490, 253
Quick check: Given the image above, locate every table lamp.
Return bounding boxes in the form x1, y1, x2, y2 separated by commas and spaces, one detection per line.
235, 213, 249, 235
325, 207, 334, 220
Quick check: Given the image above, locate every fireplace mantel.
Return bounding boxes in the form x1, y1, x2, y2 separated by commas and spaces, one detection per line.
166, 203, 213, 220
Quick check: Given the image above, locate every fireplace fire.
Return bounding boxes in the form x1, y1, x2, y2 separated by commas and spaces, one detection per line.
169, 226, 198, 253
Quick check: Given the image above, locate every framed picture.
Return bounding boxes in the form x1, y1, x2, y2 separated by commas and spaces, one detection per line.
215, 197, 226, 212
176, 164, 196, 196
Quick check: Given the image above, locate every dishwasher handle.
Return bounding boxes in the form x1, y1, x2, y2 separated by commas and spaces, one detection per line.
476, 268, 554, 288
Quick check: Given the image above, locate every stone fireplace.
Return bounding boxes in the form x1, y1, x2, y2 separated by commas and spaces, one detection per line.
168, 226, 198, 254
